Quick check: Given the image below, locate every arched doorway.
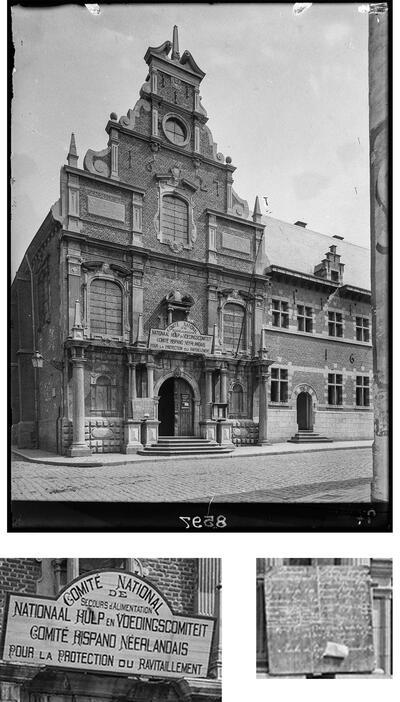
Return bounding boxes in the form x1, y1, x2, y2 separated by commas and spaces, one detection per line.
296, 392, 313, 430
158, 377, 194, 436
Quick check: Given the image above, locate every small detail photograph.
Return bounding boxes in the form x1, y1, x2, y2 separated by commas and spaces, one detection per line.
0, 558, 222, 700
256, 558, 392, 678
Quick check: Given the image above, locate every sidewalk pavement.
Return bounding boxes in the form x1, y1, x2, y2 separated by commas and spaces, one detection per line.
11, 441, 372, 502
12, 440, 372, 468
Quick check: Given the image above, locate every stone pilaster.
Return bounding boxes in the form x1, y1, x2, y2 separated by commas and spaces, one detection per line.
109, 127, 119, 180
67, 346, 91, 457
258, 366, 270, 446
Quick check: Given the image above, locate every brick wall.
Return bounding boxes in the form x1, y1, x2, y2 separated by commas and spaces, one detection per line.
141, 558, 197, 615
0, 559, 42, 636
0, 559, 196, 628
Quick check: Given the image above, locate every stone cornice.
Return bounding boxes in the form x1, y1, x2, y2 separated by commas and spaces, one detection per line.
264, 324, 373, 349
266, 265, 371, 297
105, 122, 232, 172
64, 165, 145, 195
62, 231, 266, 284
206, 208, 264, 231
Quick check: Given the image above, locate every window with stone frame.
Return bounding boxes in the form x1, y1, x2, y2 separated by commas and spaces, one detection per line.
272, 299, 289, 328
328, 373, 343, 405
356, 375, 370, 407
229, 383, 244, 416
356, 316, 370, 342
90, 278, 123, 337
270, 367, 288, 403
162, 194, 189, 246
223, 303, 246, 351
328, 310, 343, 337
297, 304, 313, 333
37, 258, 50, 328
90, 375, 118, 416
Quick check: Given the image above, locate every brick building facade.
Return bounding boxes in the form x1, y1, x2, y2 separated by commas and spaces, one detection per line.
10, 27, 373, 456
0, 558, 221, 701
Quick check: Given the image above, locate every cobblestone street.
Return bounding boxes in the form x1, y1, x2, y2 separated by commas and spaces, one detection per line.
11, 445, 372, 503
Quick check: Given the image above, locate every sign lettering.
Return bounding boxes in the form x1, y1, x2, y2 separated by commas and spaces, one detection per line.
1, 570, 215, 679
149, 321, 212, 355
264, 566, 374, 676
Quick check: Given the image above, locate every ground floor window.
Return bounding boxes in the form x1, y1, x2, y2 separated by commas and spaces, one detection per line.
270, 368, 288, 402
356, 375, 370, 406
328, 373, 343, 405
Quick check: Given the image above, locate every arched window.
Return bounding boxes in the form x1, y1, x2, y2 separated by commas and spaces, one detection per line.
162, 195, 189, 246
230, 383, 244, 415
223, 303, 245, 351
90, 279, 122, 336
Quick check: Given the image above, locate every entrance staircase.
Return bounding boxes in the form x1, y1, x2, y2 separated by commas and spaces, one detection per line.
287, 429, 333, 444
138, 436, 235, 456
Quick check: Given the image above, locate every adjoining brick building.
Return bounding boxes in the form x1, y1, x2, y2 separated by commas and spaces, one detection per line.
0, 558, 221, 702
10, 27, 373, 456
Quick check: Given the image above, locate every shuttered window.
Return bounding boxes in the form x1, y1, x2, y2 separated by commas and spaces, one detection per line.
162, 195, 188, 245
90, 279, 122, 336
223, 303, 245, 350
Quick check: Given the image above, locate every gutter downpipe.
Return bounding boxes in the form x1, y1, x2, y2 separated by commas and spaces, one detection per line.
24, 252, 39, 448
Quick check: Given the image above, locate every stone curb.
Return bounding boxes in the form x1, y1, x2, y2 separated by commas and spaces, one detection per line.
11, 442, 371, 469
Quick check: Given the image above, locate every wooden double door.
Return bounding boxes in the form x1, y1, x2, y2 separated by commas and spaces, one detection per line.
158, 377, 194, 436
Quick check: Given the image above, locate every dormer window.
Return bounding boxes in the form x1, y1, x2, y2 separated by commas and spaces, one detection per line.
164, 289, 194, 324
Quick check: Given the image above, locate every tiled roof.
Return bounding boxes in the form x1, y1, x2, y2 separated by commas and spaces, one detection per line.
260, 216, 370, 291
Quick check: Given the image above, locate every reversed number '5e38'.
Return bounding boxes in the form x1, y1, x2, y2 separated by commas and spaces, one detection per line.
179, 515, 227, 529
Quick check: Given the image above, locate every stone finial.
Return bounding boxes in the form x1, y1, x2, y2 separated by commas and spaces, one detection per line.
71, 299, 84, 340
252, 196, 262, 224
67, 133, 78, 168
171, 25, 180, 60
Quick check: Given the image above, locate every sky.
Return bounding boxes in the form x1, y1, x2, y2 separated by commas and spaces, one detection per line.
11, 2, 371, 276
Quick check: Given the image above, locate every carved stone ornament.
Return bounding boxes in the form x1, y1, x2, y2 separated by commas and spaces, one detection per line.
174, 366, 182, 377
84, 147, 111, 178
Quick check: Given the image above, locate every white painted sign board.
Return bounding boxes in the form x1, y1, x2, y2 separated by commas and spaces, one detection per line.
1, 570, 215, 679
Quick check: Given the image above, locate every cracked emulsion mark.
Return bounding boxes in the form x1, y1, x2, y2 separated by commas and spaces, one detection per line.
85, 4, 101, 16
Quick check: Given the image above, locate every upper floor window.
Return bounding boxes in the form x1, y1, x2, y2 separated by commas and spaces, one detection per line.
223, 303, 245, 351
162, 195, 189, 246
328, 310, 343, 337
270, 367, 288, 402
356, 316, 370, 342
297, 305, 313, 333
328, 373, 343, 405
356, 376, 370, 407
272, 299, 289, 328
90, 279, 122, 337
165, 117, 186, 144
162, 115, 190, 147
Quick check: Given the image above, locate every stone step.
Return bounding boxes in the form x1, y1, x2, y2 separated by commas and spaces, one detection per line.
138, 447, 233, 456
287, 433, 333, 443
